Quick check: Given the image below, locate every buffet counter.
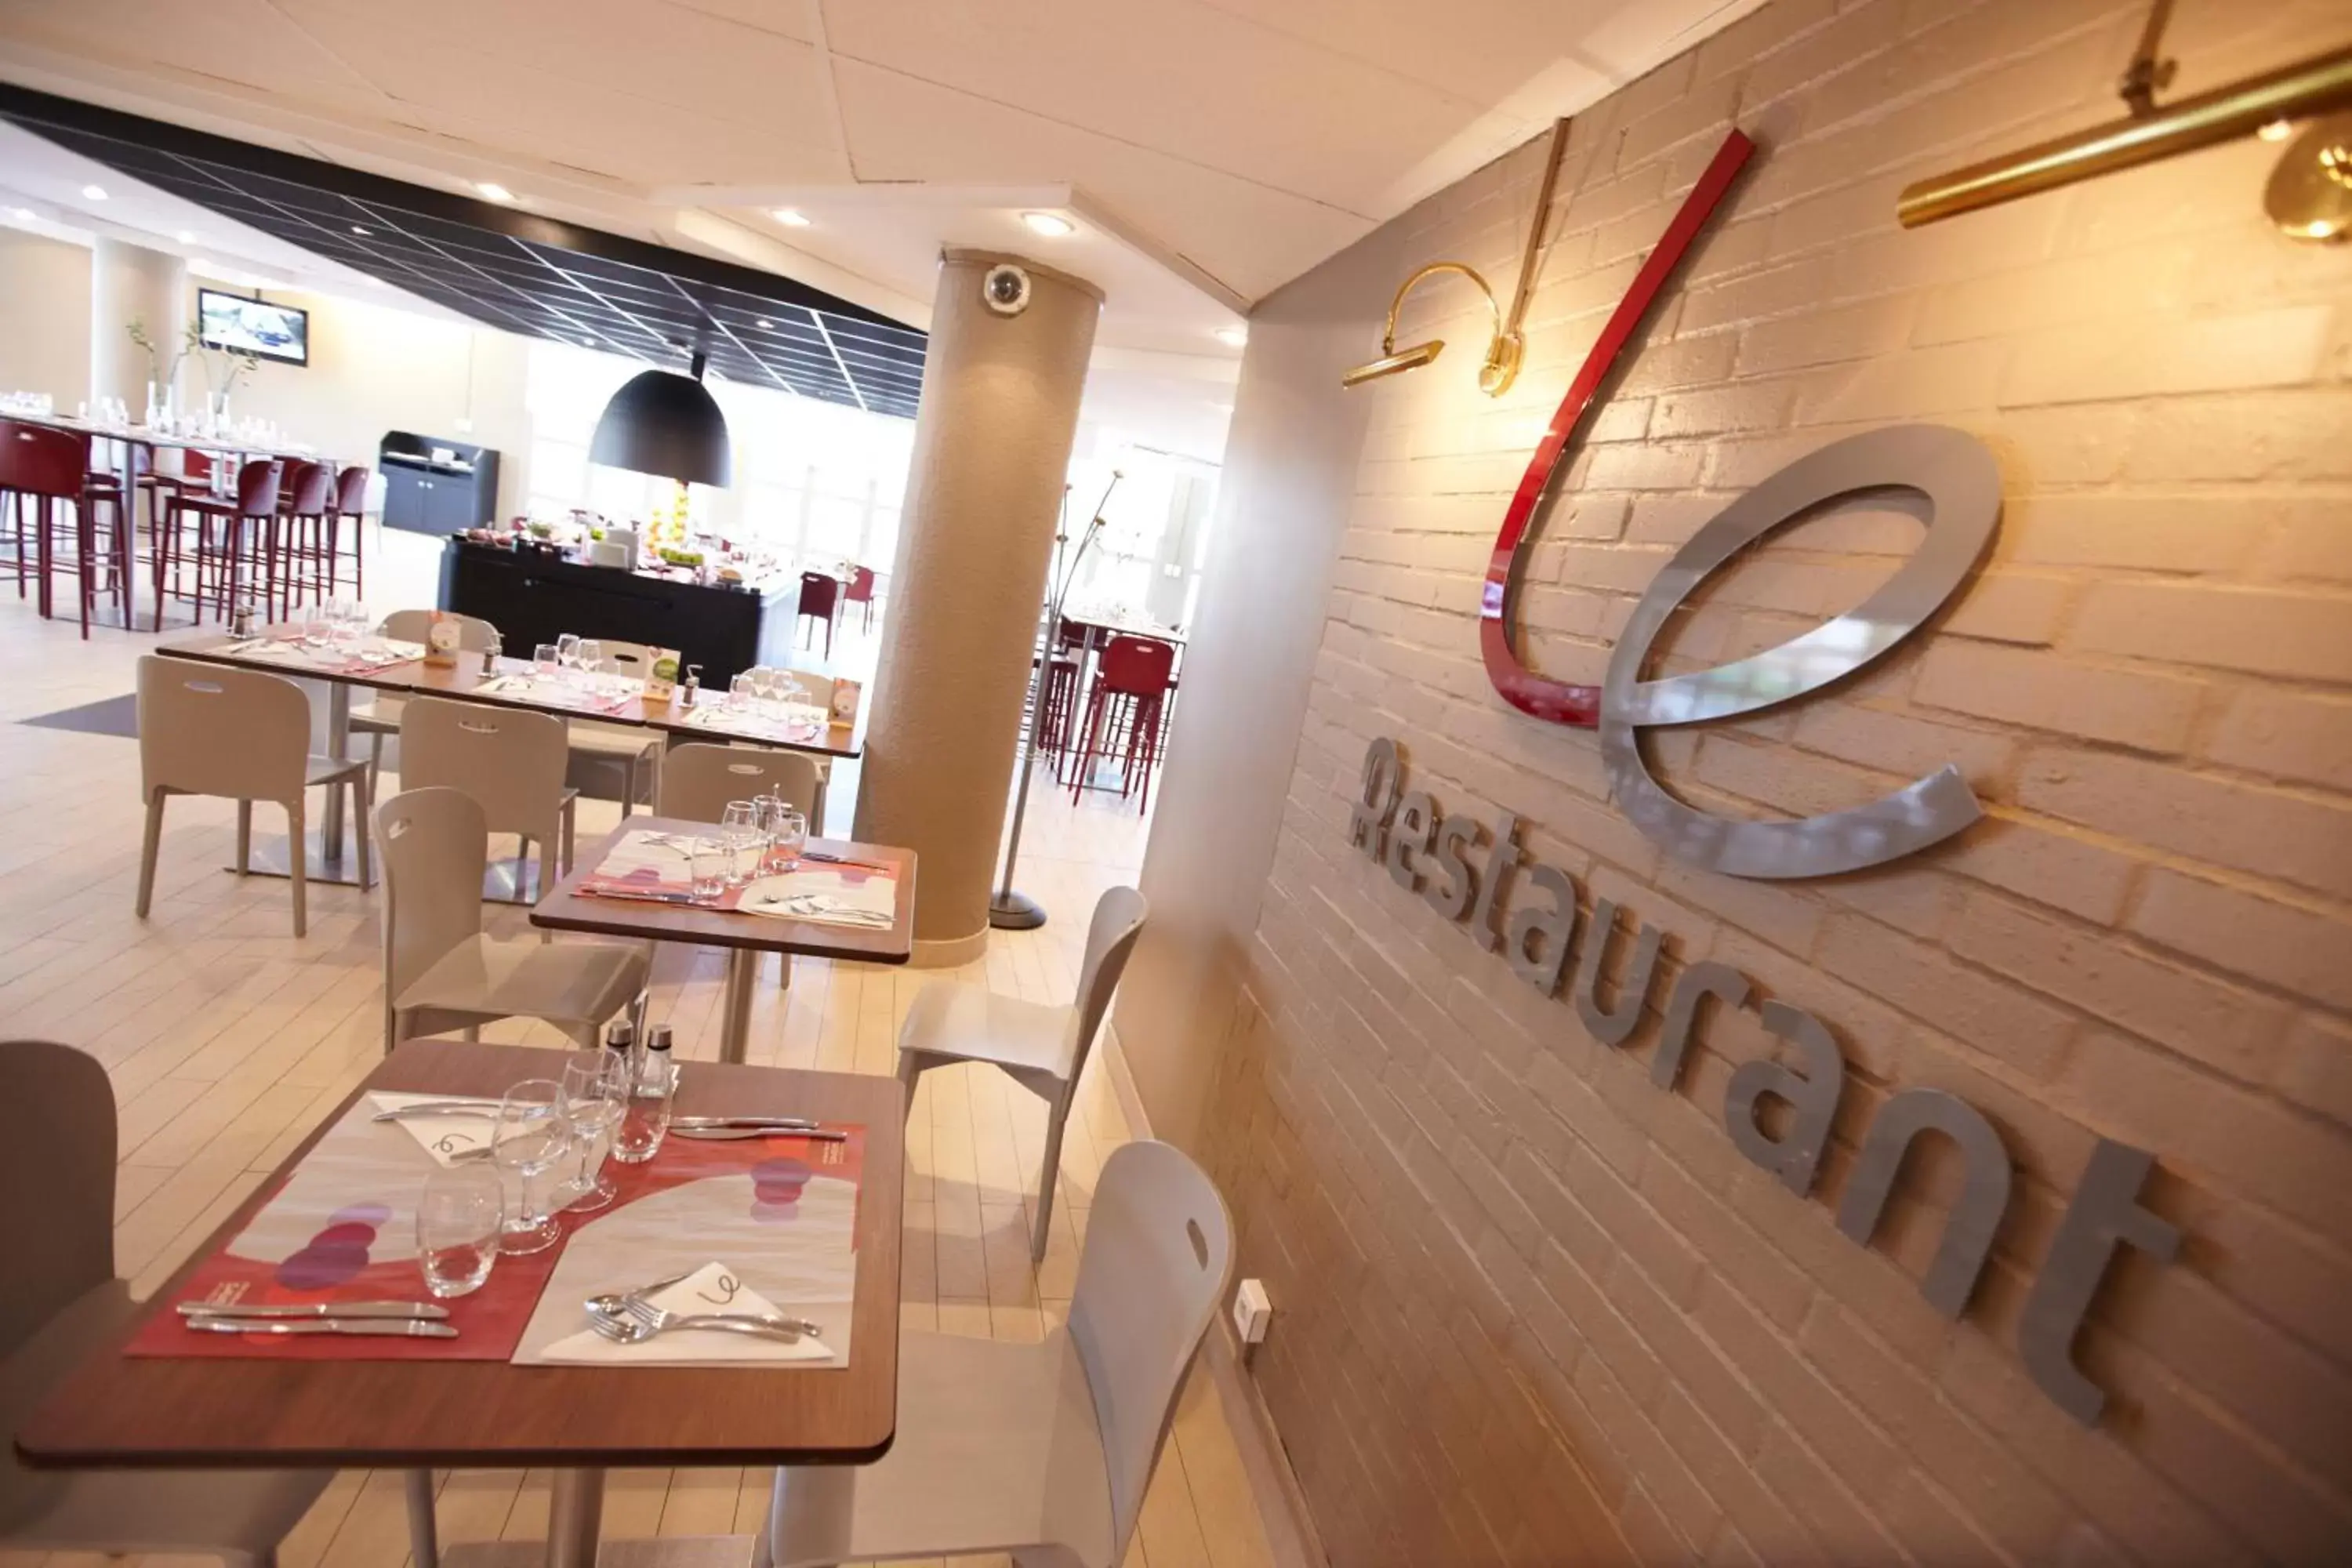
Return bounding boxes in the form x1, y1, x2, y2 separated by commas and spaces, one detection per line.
438, 538, 799, 688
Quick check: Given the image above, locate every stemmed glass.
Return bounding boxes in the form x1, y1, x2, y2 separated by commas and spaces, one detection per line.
416, 1164, 503, 1298
557, 1051, 626, 1213
578, 639, 604, 680
491, 1080, 567, 1254
720, 800, 764, 885
555, 633, 583, 681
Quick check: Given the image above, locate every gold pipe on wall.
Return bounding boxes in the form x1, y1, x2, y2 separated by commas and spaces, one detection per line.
1897, 42, 2352, 227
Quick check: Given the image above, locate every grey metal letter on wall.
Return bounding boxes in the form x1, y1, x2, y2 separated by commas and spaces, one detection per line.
1424, 815, 1481, 922
2018, 1139, 2182, 1426
1835, 1088, 2013, 1318
1571, 899, 1664, 1047
1386, 791, 1436, 891
1349, 737, 1401, 857
1651, 962, 1750, 1091
1723, 1002, 1846, 1197
1598, 426, 2001, 879
1468, 812, 1522, 952
1505, 863, 1580, 997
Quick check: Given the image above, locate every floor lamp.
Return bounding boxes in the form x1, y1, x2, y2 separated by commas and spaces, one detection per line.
990, 470, 1122, 930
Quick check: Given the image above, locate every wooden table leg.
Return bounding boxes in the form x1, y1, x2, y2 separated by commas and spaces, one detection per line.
720, 949, 758, 1065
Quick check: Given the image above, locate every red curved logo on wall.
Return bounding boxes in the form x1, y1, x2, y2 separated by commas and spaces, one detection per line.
1479, 130, 1755, 728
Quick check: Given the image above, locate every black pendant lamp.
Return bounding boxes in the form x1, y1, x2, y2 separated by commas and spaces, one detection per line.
589, 350, 732, 487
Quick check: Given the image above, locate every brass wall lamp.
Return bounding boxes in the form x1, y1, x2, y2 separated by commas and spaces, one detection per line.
1344, 118, 1571, 395
1898, 0, 2352, 235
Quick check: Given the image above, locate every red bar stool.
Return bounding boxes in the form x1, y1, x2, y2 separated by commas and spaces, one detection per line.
170, 459, 284, 626
797, 570, 840, 656
274, 459, 333, 616
844, 564, 877, 631
0, 420, 114, 637
325, 464, 369, 599
1066, 633, 1178, 811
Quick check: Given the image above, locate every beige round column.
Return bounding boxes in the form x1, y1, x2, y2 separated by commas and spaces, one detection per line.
89, 237, 186, 412
856, 249, 1102, 966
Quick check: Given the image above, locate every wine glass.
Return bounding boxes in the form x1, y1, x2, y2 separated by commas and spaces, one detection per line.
416, 1164, 503, 1298
579, 639, 604, 678
555, 633, 582, 678
720, 800, 764, 884
557, 1051, 625, 1213
491, 1080, 566, 1254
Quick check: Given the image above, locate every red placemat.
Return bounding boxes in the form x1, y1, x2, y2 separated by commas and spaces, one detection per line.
128, 1094, 866, 1362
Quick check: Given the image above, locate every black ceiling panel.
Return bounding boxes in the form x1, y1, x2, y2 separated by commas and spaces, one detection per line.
0, 85, 927, 421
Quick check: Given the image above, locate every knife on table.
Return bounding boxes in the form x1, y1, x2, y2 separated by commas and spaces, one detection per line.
186, 1317, 459, 1338
672, 1127, 849, 1143
372, 1101, 499, 1121
670, 1115, 823, 1131
177, 1300, 451, 1320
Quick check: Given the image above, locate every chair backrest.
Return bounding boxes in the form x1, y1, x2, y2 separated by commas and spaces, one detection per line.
136, 654, 311, 805
0, 1040, 116, 1358
595, 640, 655, 680
782, 668, 836, 710
182, 447, 216, 485
279, 458, 332, 516
1065, 886, 1148, 1084
1098, 635, 1177, 697
1069, 1141, 1234, 1555
377, 608, 502, 653
233, 459, 285, 518
397, 696, 569, 840
333, 463, 370, 514
0, 419, 90, 498
373, 788, 489, 1037
844, 564, 875, 603
798, 572, 839, 616
656, 743, 822, 822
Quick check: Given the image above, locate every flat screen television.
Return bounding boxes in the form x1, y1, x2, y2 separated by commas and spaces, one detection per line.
196, 289, 310, 366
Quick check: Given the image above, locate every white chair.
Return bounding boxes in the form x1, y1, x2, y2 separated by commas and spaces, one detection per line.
374, 787, 648, 1053
764, 1140, 1232, 1568
655, 742, 823, 823
134, 655, 372, 938
568, 639, 663, 817
354, 609, 501, 793
1, 1038, 332, 1566
779, 669, 836, 826
897, 886, 1148, 1259
397, 695, 576, 902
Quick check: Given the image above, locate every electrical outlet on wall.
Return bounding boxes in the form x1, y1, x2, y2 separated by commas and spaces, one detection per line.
1232, 1278, 1272, 1345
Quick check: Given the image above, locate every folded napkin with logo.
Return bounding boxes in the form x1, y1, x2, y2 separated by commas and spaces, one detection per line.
369, 1091, 499, 1166
575, 829, 697, 900
739, 866, 897, 929
539, 1261, 833, 1365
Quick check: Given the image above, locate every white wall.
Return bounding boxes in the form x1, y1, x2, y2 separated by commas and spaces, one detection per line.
0, 227, 94, 408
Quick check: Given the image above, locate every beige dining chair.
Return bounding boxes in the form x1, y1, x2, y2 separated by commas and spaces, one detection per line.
896, 886, 1149, 1259
655, 742, 823, 823
354, 609, 502, 791
0, 1038, 332, 1566
780, 669, 836, 818
135, 655, 373, 938
764, 1140, 1232, 1568
374, 787, 648, 1053
397, 695, 575, 902
568, 638, 663, 817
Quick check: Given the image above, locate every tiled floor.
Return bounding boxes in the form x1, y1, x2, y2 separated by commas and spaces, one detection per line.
0, 528, 1276, 1568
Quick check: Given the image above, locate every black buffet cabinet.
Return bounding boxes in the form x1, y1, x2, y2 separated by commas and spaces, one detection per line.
380, 432, 499, 535
438, 539, 798, 689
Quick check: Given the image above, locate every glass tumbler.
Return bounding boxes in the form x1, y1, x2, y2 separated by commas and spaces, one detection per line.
690, 837, 731, 902
416, 1163, 503, 1298
491, 1080, 567, 1255
767, 805, 808, 873
612, 1050, 675, 1164
534, 642, 560, 678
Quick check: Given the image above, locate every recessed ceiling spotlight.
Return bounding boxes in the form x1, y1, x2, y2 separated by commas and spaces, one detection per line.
771, 208, 811, 227
351, 224, 371, 236
2259, 118, 2295, 142
1020, 211, 1076, 238
12, 207, 38, 223
756, 318, 774, 328
1214, 325, 1248, 347
476, 181, 515, 203
82, 184, 107, 201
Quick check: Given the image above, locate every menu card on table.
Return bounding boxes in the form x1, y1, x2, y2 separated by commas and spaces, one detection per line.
126, 1089, 866, 1368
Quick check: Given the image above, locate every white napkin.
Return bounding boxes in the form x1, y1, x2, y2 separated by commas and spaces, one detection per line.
369, 1091, 499, 1167
739, 867, 897, 927
538, 1261, 833, 1365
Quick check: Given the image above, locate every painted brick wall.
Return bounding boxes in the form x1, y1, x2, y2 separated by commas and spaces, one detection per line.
1172, 0, 2352, 1561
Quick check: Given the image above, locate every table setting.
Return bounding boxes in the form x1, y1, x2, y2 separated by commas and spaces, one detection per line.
130, 1039, 866, 1370
216, 603, 423, 676
575, 808, 899, 931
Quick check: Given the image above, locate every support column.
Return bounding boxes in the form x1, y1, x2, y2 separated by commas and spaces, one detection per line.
855, 250, 1102, 966
89, 236, 187, 412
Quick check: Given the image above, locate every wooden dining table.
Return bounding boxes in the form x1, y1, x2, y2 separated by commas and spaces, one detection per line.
14, 1037, 907, 1568
155, 627, 866, 888
532, 818, 915, 1065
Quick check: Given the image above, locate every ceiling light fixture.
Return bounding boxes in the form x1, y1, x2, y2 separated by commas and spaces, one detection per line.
756, 318, 774, 328
82, 184, 107, 201
771, 208, 811, 227
1214, 326, 1248, 347
1897, 3, 2352, 227
1344, 118, 1566, 396
2264, 111, 2352, 240
591, 350, 733, 488
351, 224, 371, 236
475, 181, 515, 204
176, 229, 196, 244
1020, 211, 1076, 238
2259, 117, 2296, 141
10, 207, 34, 222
